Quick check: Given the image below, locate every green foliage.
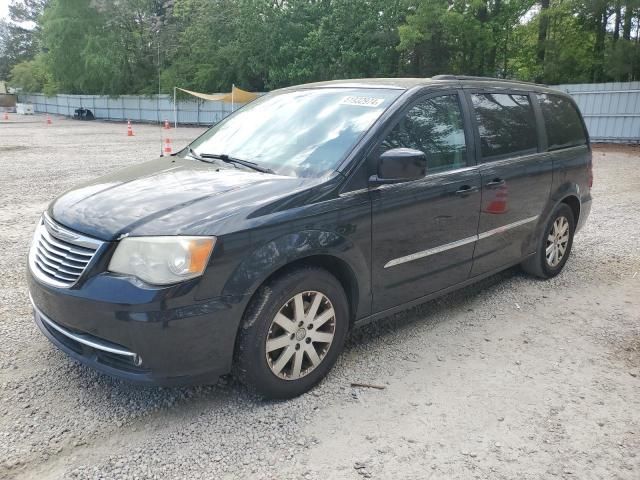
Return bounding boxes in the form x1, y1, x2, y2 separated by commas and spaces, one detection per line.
0, 1, 48, 80
9, 54, 52, 92
265, 0, 402, 86
399, 0, 536, 77
37, 0, 160, 94
509, 2, 597, 84
606, 40, 640, 81
2, 0, 640, 93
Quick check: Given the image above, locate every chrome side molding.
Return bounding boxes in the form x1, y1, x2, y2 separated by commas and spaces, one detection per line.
477, 215, 540, 240
384, 215, 539, 268
384, 235, 477, 268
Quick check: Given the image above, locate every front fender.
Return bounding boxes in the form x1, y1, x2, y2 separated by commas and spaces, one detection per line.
221, 229, 370, 315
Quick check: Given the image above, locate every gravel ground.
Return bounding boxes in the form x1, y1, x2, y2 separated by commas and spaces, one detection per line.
1, 114, 639, 480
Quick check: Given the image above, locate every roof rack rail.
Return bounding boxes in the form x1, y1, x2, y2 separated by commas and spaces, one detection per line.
432, 75, 546, 87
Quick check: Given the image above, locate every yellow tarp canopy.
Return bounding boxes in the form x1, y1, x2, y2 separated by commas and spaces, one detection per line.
177, 85, 258, 103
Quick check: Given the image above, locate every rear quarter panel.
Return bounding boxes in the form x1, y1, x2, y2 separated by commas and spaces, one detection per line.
549, 144, 592, 225
525, 92, 592, 252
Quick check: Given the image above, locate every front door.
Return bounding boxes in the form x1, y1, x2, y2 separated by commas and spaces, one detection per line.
466, 91, 553, 276
371, 92, 481, 312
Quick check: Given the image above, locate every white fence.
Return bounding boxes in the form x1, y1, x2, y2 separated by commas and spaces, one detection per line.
18, 82, 640, 142
16, 93, 241, 126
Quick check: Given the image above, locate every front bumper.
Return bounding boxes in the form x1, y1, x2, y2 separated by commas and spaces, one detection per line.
28, 269, 248, 386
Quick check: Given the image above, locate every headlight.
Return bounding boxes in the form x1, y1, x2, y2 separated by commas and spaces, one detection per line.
108, 236, 216, 285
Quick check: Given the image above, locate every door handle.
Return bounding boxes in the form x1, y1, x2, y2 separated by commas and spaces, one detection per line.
455, 185, 479, 196
486, 178, 506, 188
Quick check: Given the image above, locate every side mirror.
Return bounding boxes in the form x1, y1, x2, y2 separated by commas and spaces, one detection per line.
369, 148, 427, 185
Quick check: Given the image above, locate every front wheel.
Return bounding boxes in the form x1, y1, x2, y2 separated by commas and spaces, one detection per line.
522, 203, 575, 279
235, 267, 349, 399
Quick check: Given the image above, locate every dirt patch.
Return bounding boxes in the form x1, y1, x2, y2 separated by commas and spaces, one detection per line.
614, 330, 640, 371
0, 145, 28, 152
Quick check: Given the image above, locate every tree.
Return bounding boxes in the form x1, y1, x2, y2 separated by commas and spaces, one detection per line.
0, 20, 11, 79
9, 54, 51, 92
5, 0, 640, 93
0, 1, 48, 80
38, 0, 165, 94
398, 0, 533, 78
536, 0, 550, 82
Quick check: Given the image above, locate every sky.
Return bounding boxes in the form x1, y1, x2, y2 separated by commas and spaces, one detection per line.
0, 0, 9, 21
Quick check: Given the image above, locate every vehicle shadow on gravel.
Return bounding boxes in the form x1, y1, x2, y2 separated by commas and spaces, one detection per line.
345, 266, 522, 349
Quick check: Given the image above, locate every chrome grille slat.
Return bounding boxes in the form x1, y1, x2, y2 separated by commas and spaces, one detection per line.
34, 258, 77, 281
35, 250, 85, 275
39, 228, 94, 256
35, 245, 85, 269
29, 214, 104, 288
38, 237, 92, 263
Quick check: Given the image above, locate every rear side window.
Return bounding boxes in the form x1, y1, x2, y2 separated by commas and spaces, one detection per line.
381, 94, 467, 173
471, 93, 538, 159
538, 94, 587, 150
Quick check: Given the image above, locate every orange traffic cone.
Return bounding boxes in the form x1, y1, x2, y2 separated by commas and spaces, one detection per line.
46, 115, 52, 125
163, 119, 171, 130
127, 120, 134, 137
163, 137, 173, 155
485, 184, 508, 214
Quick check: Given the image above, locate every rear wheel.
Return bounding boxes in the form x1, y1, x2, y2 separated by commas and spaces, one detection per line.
235, 267, 349, 399
522, 203, 575, 279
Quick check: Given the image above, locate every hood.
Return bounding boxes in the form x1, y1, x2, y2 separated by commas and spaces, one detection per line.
50, 157, 324, 240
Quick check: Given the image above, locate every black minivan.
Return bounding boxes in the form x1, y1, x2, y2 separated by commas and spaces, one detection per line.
28, 76, 592, 398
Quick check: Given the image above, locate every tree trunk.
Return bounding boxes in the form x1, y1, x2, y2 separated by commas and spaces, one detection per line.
613, 2, 621, 41
487, 0, 501, 76
536, 0, 550, 82
502, 26, 509, 78
622, 2, 632, 41
592, 7, 608, 82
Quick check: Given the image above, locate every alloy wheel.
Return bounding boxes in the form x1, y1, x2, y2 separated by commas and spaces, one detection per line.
265, 291, 336, 380
546, 216, 570, 268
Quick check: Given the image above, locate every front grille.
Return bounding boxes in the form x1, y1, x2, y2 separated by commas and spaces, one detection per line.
29, 214, 103, 288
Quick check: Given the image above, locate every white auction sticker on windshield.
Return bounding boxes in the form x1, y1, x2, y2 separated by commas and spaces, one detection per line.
340, 96, 385, 107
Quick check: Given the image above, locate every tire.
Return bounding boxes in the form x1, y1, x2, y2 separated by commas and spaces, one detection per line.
235, 266, 349, 399
521, 203, 575, 279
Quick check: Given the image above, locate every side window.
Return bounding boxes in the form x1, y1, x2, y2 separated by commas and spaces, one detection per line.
471, 93, 538, 159
538, 94, 587, 150
381, 94, 467, 173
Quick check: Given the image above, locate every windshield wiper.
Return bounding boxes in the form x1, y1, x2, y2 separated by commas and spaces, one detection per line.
185, 147, 274, 174
200, 153, 275, 174
186, 146, 206, 161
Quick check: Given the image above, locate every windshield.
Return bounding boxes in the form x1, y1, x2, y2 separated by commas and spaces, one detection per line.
189, 88, 402, 178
